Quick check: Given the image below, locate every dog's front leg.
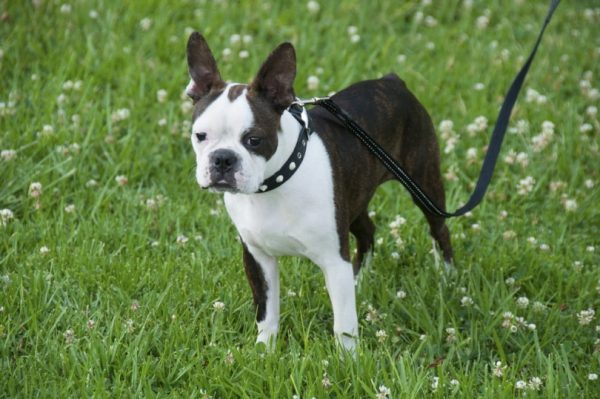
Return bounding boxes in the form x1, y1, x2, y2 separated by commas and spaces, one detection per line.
242, 242, 280, 348
315, 256, 359, 353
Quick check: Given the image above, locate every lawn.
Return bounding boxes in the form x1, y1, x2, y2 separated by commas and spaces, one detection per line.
1, 0, 599, 397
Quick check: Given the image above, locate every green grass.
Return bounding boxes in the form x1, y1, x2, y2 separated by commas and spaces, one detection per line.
1, 0, 599, 397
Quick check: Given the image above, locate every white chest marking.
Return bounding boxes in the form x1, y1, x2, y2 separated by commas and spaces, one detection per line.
224, 133, 339, 261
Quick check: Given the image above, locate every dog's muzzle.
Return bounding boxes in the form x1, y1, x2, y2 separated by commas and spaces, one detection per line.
207, 149, 240, 191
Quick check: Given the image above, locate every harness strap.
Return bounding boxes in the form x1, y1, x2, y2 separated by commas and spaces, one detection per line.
314, 0, 560, 218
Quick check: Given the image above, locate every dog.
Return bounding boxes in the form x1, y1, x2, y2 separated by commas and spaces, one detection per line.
185, 32, 453, 351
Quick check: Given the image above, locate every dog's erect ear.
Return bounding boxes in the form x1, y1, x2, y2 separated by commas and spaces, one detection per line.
249, 43, 296, 113
186, 32, 224, 101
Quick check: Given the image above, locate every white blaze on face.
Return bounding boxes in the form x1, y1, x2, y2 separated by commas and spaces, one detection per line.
190, 84, 268, 193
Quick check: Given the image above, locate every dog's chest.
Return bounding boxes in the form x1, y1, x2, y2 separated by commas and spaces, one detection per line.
223, 135, 340, 259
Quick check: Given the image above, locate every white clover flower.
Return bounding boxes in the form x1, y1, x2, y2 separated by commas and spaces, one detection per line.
87, 319, 96, 329
111, 108, 130, 122
539, 243, 550, 251
28, 182, 42, 198
115, 175, 128, 186
587, 246, 595, 253
158, 118, 167, 127
473, 82, 485, 91
64, 204, 75, 213
584, 179, 595, 189
86, 179, 98, 188
156, 89, 168, 103
307, 75, 320, 91
321, 373, 332, 389
527, 323, 536, 331
563, 198, 578, 211
390, 251, 400, 260
577, 308, 595, 325
375, 329, 388, 342
431, 376, 439, 391
527, 236, 537, 245
60, 4, 72, 14
528, 377, 543, 390
586, 105, 598, 117
396, 290, 407, 299
397, 54, 407, 63
365, 304, 380, 324
450, 379, 460, 387
516, 296, 529, 309
1, 149, 17, 161
176, 235, 189, 245
589, 373, 598, 381
517, 176, 535, 195
139, 18, 152, 31
222, 47, 232, 60
40, 246, 49, 255
239, 50, 249, 59
492, 361, 505, 377
42, 124, 54, 136
213, 301, 225, 311
229, 34, 241, 45
580, 123, 593, 133
307, 1, 320, 13
461, 296, 474, 307
89, 10, 98, 18
350, 34, 360, 43
476, 15, 489, 29
424, 15, 438, 27
588, 88, 600, 100
63, 328, 75, 343
503, 230, 516, 240
515, 380, 527, 390
1, 209, 15, 227
439, 120, 454, 134
446, 327, 457, 343
225, 350, 235, 365
181, 101, 193, 114
466, 147, 478, 161
242, 35, 253, 44
505, 277, 515, 286
376, 384, 391, 399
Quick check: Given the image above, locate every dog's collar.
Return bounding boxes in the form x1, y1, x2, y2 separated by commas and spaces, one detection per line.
256, 102, 311, 193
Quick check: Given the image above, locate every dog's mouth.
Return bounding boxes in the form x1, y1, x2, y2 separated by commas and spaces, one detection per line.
203, 180, 239, 193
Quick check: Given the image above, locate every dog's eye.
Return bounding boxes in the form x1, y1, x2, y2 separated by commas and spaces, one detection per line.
245, 136, 262, 147
195, 132, 207, 142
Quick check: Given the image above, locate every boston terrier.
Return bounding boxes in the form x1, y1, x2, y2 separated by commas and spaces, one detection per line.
186, 32, 453, 351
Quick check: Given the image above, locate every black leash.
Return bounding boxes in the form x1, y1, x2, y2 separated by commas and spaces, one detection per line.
307, 0, 560, 218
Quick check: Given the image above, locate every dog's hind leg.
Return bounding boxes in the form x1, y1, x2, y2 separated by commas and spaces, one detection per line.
242, 242, 280, 349
424, 213, 453, 264
408, 163, 454, 264
349, 211, 375, 275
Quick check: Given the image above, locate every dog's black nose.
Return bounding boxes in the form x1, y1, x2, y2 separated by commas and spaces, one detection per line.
210, 149, 239, 174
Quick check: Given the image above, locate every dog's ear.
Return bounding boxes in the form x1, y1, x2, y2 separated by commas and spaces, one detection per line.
186, 32, 224, 101
249, 42, 296, 113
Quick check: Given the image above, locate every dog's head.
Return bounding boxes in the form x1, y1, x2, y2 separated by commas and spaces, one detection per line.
186, 32, 296, 193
